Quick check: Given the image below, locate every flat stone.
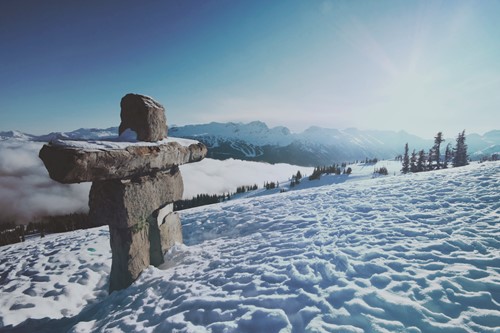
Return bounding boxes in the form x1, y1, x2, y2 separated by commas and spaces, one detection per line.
119, 93, 167, 142
39, 141, 207, 183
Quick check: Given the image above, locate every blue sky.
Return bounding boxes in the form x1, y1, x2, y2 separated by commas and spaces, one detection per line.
1, 0, 499, 137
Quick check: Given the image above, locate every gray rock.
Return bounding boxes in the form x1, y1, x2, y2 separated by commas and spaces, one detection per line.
39, 141, 207, 183
89, 168, 184, 292
149, 210, 182, 267
159, 212, 182, 257
89, 168, 183, 228
38, 94, 206, 292
108, 225, 150, 292
119, 93, 167, 142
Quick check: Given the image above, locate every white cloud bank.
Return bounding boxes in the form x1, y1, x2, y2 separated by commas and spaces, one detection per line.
0, 141, 91, 224
180, 158, 313, 198
0, 140, 313, 224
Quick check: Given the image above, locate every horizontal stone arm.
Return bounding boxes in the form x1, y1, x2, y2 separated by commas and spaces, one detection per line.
39, 141, 207, 183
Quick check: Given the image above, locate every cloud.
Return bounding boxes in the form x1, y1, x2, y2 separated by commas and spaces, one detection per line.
0, 140, 313, 224
180, 158, 313, 199
0, 141, 91, 224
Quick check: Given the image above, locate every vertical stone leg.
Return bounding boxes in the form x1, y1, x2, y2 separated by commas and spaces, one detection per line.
149, 204, 183, 266
160, 211, 182, 252
89, 168, 184, 293
109, 225, 150, 291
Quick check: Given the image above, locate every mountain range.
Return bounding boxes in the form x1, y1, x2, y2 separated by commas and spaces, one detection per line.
1, 121, 498, 166
171, 121, 499, 166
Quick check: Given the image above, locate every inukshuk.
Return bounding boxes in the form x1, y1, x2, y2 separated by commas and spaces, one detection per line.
39, 94, 207, 292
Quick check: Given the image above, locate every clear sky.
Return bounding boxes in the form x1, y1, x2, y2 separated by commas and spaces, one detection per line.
1, 0, 499, 138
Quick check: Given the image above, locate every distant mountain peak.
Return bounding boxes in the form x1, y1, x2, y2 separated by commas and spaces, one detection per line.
0, 130, 32, 140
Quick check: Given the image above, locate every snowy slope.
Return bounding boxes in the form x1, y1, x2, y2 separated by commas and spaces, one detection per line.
1, 161, 499, 332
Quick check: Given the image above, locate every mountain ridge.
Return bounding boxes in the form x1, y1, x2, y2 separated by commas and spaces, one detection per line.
1, 122, 498, 166
169, 122, 499, 165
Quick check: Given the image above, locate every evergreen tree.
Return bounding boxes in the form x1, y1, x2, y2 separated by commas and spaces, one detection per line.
308, 167, 322, 180
417, 150, 426, 172
453, 130, 469, 167
296, 171, 302, 181
443, 143, 452, 169
410, 150, 417, 173
428, 148, 434, 171
433, 132, 445, 169
402, 143, 410, 174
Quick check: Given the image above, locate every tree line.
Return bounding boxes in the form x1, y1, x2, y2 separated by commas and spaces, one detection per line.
174, 193, 229, 211
175, 181, 277, 211
0, 213, 95, 247
401, 130, 468, 174
308, 164, 353, 181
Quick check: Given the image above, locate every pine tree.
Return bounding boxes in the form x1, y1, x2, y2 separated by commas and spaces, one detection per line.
410, 150, 417, 173
433, 132, 445, 169
417, 150, 426, 172
443, 143, 452, 169
296, 171, 302, 181
402, 143, 410, 174
453, 130, 469, 167
428, 149, 434, 171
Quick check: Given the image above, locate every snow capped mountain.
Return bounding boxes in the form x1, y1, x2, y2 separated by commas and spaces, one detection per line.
1, 161, 499, 331
171, 122, 499, 166
171, 121, 294, 147
0, 130, 33, 141
170, 122, 408, 165
2, 122, 499, 166
0, 127, 118, 142
468, 130, 500, 158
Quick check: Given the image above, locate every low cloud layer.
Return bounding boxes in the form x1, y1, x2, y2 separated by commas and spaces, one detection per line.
180, 158, 313, 199
0, 141, 91, 224
0, 140, 313, 224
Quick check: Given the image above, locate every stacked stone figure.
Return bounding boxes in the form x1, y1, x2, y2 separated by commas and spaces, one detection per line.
39, 94, 207, 292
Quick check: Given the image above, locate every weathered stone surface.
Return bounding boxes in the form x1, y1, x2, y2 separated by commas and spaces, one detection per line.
119, 93, 167, 142
159, 212, 182, 255
39, 141, 207, 183
108, 225, 150, 292
89, 168, 183, 228
149, 209, 182, 267
89, 168, 184, 292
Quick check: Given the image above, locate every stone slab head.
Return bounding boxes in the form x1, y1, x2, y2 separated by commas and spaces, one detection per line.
119, 93, 167, 142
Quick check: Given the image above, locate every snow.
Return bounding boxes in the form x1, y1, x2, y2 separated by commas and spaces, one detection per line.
0, 228, 111, 328
49, 129, 198, 150
1, 161, 499, 332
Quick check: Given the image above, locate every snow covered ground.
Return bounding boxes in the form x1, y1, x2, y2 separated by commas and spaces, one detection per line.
1, 161, 499, 332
